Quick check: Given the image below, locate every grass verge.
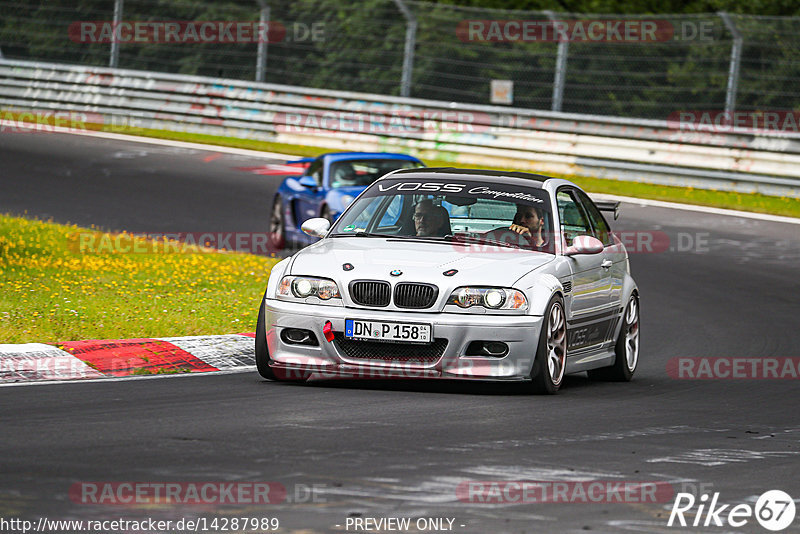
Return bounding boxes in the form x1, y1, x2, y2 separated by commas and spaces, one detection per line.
4, 112, 799, 217
107, 126, 800, 219
0, 214, 278, 344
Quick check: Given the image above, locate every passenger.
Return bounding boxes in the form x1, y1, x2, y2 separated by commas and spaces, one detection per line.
509, 204, 547, 247
482, 203, 550, 252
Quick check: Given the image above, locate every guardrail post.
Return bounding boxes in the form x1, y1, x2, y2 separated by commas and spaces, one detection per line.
109, 0, 123, 68
545, 11, 568, 112
392, 0, 416, 98
256, 2, 270, 82
719, 12, 742, 120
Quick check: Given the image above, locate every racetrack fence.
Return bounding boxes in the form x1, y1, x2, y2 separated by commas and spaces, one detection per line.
1, 0, 799, 121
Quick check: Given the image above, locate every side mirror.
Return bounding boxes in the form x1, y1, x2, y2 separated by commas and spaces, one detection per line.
564, 235, 604, 256
298, 175, 317, 188
301, 217, 331, 239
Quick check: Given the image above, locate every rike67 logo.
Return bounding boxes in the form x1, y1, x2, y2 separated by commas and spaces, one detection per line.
668, 490, 796, 531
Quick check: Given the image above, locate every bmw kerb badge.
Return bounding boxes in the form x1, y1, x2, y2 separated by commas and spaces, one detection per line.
390, 269, 402, 276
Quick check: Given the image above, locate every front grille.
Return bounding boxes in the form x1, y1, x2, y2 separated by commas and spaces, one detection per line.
350, 280, 391, 307
333, 334, 447, 363
394, 282, 438, 309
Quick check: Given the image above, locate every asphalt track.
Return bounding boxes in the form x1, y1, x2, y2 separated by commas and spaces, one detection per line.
1, 131, 800, 533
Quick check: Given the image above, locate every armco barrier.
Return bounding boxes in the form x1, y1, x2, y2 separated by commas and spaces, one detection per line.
1, 59, 799, 198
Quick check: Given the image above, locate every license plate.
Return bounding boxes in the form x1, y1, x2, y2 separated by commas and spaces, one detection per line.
345, 319, 432, 344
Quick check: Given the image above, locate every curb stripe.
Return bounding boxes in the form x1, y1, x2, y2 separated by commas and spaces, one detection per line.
58, 338, 219, 377
1, 334, 257, 384
0, 343, 105, 381
157, 335, 255, 370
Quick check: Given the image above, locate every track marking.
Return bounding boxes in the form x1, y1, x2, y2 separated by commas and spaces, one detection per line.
15, 123, 296, 160
592, 193, 800, 225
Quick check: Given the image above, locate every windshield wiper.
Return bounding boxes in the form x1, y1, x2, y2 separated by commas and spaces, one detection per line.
332, 231, 421, 239
329, 231, 387, 238
332, 232, 524, 249
443, 234, 524, 250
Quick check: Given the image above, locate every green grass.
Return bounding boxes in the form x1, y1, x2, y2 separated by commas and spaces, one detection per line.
108, 125, 800, 219
0, 215, 278, 344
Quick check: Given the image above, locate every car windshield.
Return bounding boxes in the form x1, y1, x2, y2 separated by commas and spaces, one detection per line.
329, 159, 420, 188
329, 177, 554, 253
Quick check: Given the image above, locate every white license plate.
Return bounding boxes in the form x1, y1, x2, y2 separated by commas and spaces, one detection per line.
345, 319, 432, 344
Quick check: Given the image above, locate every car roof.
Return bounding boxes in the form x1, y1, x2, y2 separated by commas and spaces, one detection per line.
321, 152, 422, 163
381, 167, 548, 188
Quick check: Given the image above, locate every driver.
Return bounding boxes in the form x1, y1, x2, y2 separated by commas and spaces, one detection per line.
413, 199, 449, 237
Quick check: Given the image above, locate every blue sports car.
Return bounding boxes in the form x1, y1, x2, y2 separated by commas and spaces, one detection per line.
269, 152, 424, 249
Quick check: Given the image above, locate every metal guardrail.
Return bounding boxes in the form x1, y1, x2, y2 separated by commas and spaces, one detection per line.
1, 59, 799, 198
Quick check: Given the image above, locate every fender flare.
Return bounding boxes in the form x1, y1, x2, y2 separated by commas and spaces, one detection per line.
524, 273, 564, 317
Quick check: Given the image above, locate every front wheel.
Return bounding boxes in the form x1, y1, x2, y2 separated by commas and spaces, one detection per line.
588, 293, 640, 382
255, 292, 277, 380
255, 292, 309, 382
529, 295, 567, 394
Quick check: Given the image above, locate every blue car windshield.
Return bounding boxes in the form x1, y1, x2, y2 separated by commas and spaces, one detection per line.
329, 159, 420, 188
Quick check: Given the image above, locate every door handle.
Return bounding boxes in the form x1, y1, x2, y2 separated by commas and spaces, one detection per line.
601, 259, 613, 269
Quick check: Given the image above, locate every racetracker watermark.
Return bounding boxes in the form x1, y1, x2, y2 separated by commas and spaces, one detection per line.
273, 110, 491, 134
68, 21, 324, 44
667, 357, 800, 380
456, 19, 715, 43
0, 110, 101, 134
456, 481, 675, 503
0, 355, 101, 379
69, 482, 327, 505
447, 231, 708, 254
668, 111, 800, 134
68, 232, 276, 254
272, 356, 534, 381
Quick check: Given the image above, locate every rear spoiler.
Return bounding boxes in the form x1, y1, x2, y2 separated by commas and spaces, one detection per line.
594, 200, 620, 220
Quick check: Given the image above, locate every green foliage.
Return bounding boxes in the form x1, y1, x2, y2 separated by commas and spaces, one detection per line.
441, 0, 800, 16
1, 0, 799, 118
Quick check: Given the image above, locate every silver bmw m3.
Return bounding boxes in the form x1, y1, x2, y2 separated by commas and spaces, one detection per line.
255, 168, 640, 393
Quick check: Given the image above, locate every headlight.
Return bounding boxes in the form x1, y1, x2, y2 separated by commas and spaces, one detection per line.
278, 276, 341, 301
447, 287, 528, 311
341, 195, 355, 207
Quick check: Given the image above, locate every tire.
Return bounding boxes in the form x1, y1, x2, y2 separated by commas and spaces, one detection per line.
588, 293, 640, 382
255, 291, 310, 382
255, 291, 277, 380
268, 196, 286, 251
529, 295, 567, 395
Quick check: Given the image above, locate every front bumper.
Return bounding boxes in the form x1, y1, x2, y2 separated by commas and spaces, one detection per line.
264, 298, 544, 381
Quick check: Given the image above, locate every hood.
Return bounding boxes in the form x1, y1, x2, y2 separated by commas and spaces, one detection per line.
289, 236, 553, 288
